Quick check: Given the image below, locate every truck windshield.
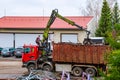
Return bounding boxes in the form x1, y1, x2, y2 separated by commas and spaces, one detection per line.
24, 48, 31, 53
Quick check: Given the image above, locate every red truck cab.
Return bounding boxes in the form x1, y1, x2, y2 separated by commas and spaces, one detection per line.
22, 45, 42, 70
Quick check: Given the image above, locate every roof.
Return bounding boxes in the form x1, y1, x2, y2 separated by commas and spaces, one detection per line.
0, 16, 93, 29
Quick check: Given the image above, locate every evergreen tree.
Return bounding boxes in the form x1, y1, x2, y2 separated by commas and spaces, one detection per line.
111, 1, 120, 42
104, 50, 120, 80
95, 0, 112, 39
112, 2, 120, 25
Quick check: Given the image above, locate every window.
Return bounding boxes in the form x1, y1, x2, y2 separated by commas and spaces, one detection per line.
24, 48, 31, 53
61, 34, 78, 43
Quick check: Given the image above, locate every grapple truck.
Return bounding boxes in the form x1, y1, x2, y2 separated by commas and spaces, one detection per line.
22, 43, 110, 76
22, 9, 110, 76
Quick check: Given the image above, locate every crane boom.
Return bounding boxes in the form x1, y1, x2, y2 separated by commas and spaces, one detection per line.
42, 9, 91, 48
42, 9, 90, 42
40, 9, 92, 56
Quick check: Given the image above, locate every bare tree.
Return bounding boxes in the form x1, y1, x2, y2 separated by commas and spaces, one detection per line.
81, 0, 116, 16
80, 0, 116, 27
107, 0, 116, 9
81, 0, 102, 16
80, 0, 102, 28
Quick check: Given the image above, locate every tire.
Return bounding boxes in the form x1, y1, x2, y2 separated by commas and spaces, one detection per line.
27, 64, 36, 72
43, 64, 52, 71
72, 67, 83, 77
85, 67, 96, 77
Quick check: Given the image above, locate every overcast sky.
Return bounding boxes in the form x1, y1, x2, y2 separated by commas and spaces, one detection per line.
0, 0, 119, 17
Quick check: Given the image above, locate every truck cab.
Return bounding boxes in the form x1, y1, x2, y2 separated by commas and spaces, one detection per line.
22, 44, 53, 72
22, 45, 41, 71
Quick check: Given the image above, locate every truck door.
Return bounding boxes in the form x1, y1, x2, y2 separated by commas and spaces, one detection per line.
22, 46, 39, 62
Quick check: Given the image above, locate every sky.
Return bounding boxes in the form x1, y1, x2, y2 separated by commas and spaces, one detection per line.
0, 0, 120, 17
0, 0, 86, 17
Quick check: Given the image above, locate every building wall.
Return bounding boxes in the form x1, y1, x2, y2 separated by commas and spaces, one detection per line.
53, 30, 86, 43
0, 29, 86, 47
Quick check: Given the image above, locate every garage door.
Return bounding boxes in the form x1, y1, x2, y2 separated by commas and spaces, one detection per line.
0, 33, 14, 48
15, 34, 54, 48
61, 34, 78, 43
15, 34, 40, 48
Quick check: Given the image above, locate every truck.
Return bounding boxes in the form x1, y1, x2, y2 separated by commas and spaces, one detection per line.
22, 9, 110, 77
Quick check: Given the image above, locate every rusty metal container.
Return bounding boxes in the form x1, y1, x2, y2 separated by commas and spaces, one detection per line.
52, 42, 110, 65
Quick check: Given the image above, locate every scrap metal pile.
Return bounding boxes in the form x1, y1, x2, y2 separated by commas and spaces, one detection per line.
17, 70, 57, 80
17, 70, 93, 80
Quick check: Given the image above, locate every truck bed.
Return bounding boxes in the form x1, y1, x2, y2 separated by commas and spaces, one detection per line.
52, 42, 110, 65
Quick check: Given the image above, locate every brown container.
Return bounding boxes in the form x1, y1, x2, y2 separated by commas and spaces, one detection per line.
52, 43, 110, 65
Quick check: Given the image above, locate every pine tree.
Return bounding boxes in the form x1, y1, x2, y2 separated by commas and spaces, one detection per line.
111, 1, 120, 41
112, 2, 120, 25
95, 0, 112, 38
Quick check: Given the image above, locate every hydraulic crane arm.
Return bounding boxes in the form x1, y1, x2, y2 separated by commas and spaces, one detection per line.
55, 10, 83, 30
42, 9, 91, 44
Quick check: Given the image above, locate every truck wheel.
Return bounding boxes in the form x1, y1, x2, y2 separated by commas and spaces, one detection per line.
43, 64, 52, 71
85, 67, 96, 77
72, 67, 83, 77
27, 64, 35, 72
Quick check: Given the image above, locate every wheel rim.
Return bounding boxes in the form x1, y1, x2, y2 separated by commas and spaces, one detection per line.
28, 64, 35, 72
43, 65, 52, 71
72, 67, 83, 77
29, 66, 34, 70
85, 68, 96, 77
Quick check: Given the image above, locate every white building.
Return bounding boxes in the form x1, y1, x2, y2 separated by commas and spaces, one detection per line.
0, 16, 94, 48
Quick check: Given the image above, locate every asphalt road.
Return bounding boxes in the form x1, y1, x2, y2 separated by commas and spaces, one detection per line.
0, 57, 83, 80
0, 57, 102, 80
0, 57, 27, 80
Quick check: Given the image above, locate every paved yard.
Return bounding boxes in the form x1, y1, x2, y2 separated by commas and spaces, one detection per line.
0, 57, 27, 80
0, 57, 102, 80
